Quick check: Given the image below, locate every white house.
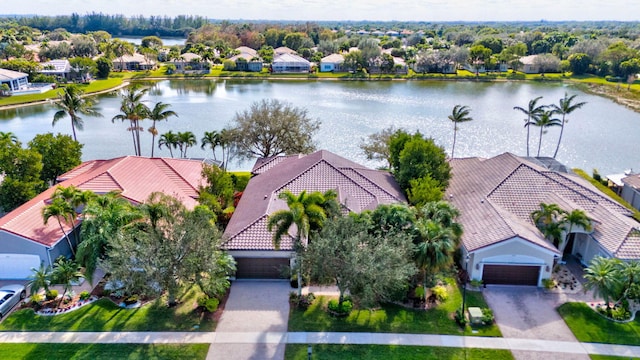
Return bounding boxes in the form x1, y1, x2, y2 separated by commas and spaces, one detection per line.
0, 68, 29, 92
271, 53, 311, 73
319, 53, 345, 72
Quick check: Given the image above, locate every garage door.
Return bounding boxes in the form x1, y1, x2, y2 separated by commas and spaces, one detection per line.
0, 254, 41, 279
235, 258, 289, 279
482, 265, 540, 285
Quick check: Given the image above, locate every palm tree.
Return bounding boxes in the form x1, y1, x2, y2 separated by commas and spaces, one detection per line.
27, 263, 51, 295
617, 260, 640, 299
0, 131, 18, 144
531, 203, 565, 228
112, 86, 150, 156
584, 256, 622, 311
561, 209, 592, 250
527, 110, 561, 157
201, 131, 221, 161
42, 197, 76, 256
267, 190, 328, 295
52, 185, 94, 246
177, 131, 197, 158
413, 219, 457, 303
147, 102, 178, 157
514, 96, 545, 157
51, 257, 84, 308
158, 131, 179, 158
53, 85, 102, 142
447, 105, 473, 158
417, 201, 463, 240
550, 93, 586, 159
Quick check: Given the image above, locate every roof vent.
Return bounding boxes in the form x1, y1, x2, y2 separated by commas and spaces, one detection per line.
264, 194, 268, 200
480, 199, 484, 204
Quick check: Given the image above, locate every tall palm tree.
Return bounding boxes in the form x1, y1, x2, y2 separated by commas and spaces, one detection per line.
617, 260, 640, 300
413, 219, 457, 302
53, 85, 102, 142
201, 131, 221, 161
158, 131, 179, 158
562, 209, 592, 249
177, 131, 197, 158
550, 93, 587, 159
514, 96, 545, 157
447, 105, 473, 158
112, 86, 150, 156
267, 190, 328, 295
417, 201, 463, 240
42, 197, 76, 256
527, 110, 561, 157
584, 256, 622, 311
531, 203, 565, 228
147, 102, 177, 157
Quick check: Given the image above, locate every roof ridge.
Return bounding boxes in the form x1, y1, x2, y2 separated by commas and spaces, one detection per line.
347, 167, 404, 202
156, 158, 199, 193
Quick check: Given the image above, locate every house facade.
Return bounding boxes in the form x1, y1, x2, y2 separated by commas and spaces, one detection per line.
223, 150, 406, 279
319, 53, 345, 72
170, 52, 211, 73
0, 68, 29, 92
113, 53, 156, 71
449, 153, 640, 286
271, 53, 311, 73
621, 174, 640, 211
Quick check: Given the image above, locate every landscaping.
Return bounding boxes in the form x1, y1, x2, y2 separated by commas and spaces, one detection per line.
0, 343, 209, 360
285, 344, 514, 360
288, 279, 501, 337
558, 302, 640, 346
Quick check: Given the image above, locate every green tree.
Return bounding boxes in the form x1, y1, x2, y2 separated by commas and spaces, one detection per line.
198, 163, 235, 221
51, 256, 84, 308
527, 110, 561, 157
550, 93, 586, 159
414, 218, 457, 301
147, 102, 177, 157
561, 209, 592, 250
112, 86, 150, 156
28, 133, 82, 186
0, 142, 43, 212
228, 99, 320, 159
177, 131, 197, 158
201, 131, 221, 161
447, 105, 473, 158
95, 57, 112, 79
27, 263, 51, 295
407, 175, 443, 207
42, 197, 76, 256
158, 131, 179, 158
359, 126, 396, 169
513, 96, 545, 157
53, 85, 102, 142
567, 53, 591, 75
394, 134, 451, 193
584, 256, 622, 311
141, 36, 163, 49
108, 39, 135, 71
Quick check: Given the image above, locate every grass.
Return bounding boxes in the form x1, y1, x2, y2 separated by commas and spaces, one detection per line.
0, 287, 215, 332
591, 356, 640, 360
0, 343, 208, 360
285, 344, 514, 360
289, 279, 500, 337
572, 168, 640, 222
558, 302, 640, 346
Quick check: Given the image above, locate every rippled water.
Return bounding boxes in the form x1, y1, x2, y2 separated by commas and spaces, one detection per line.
1, 79, 639, 174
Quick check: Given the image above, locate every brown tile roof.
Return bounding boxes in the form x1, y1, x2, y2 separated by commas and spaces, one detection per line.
622, 174, 640, 189
223, 150, 406, 251
449, 153, 640, 259
0, 157, 206, 248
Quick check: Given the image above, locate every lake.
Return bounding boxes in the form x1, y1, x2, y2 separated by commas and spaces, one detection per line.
1, 79, 639, 174
115, 37, 186, 47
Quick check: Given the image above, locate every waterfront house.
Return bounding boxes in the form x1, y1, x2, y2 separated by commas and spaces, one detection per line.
319, 53, 345, 72
112, 53, 156, 71
271, 53, 311, 73
0, 69, 29, 92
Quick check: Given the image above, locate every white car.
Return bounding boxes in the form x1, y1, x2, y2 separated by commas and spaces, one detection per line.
0, 284, 26, 319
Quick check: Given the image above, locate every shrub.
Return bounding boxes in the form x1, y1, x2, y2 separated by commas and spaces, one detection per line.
470, 279, 483, 288
455, 308, 467, 327
414, 285, 426, 299
481, 308, 495, 324
431, 285, 448, 302
31, 293, 44, 304
79, 291, 91, 301
124, 294, 139, 305
542, 278, 556, 289
45, 289, 58, 300
199, 297, 220, 312
611, 306, 630, 321
289, 292, 315, 310
327, 298, 353, 316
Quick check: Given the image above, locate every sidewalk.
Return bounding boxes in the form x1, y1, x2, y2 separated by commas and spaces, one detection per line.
1, 331, 639, 357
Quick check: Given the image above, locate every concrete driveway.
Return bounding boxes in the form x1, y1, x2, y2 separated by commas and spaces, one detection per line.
483, 286, 591, 360
207, 280, 291, 360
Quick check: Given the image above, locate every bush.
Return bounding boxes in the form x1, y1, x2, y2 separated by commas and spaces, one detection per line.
542, 278, 556, 289
289, 292, 315, 310
414, 285, 426, 299
431, 285, 448, 302
455, 308, 467, 327
124, 294, 139, 305
611, 306, 630, 321
45, 289, 58, 300
79, 291, 91, 301
481, 308, 495, 324
31, 293, 44, 304
470, 279, 483, 288
327, 298, 353, 316
196, 296, 219, 312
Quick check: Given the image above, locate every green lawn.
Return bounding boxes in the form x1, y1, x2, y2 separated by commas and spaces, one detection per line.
591, 356, 640, 360
285, 344, 514, 360
289, 280, 500, 337
0, 343, 208, 360
558, 302, 640, 346
0, 288, 215, 332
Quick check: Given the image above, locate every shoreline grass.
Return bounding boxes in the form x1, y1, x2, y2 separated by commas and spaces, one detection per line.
0, 343, 209, 360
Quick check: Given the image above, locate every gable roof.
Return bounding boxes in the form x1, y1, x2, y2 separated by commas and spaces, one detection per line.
449, 153, 640, 259
320, 53, 344, 64
0, 157, 206, 248
274, 46, 296, 55
223, 150, 406, 251
273, 53, 310, 65
40, 59, 71, 73
0, 68, 28, 81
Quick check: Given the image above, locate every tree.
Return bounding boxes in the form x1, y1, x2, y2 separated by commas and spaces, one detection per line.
95, 57, 112, 79
407, 175, 443, 207
567, 53, 591, 75
267, 190, 330, 295
359, 126, 396, 169
53, 85, 102, 142
447, 105, 473, 158
177, 131, 197, 158
27, 263, 51, 295
52, 185, 94, 247
514, 96, 545, 157
549, 92, 586, 159
584, 256, 622, 311
42, 197, 76, 256
561, 209, 592, 250
528, 110, 561, 157
201, 131, 221, 161
228, 99, 320, 160
112, 86, 150, 156
0, 142, 43, 212
305, 215, 416, 308
141, 36, 163, 49
531, 203, 565, 228
198, 164, 235, 221
51, 256, 84, 308
28, 133, 82, 186
414, 218, 457, 300
147, 102, 177, 157
394, 134, 451, 193
108, 39, 135, 71
158, 131, 179, 158
469, 45, 492, 75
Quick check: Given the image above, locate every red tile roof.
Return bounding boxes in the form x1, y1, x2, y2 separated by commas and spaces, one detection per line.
223, 150, 406, 251
449, 153, 640, 259
0, 157, 206, 248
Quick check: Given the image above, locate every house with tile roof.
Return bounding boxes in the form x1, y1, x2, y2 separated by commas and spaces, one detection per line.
271, 53, 311, 73
319, 53, 345, 72
449, 153, 640, 286
621, 173, 640, 211
0, 156, 207, 279
223, 150, 406, 279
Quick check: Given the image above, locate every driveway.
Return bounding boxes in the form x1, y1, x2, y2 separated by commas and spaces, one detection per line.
483, 285, 591, 360
207, 280, 291, 360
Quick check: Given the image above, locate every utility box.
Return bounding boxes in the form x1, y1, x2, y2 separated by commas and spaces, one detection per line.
468, 307, 483, 325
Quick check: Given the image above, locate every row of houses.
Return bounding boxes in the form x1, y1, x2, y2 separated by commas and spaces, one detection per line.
1, 150, 639, 286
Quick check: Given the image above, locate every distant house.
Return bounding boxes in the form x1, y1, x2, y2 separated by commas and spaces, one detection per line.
621, 173, 640, 211
112, 53, 156, 71
228, 47, 262, 72
319, 53, 345, 72
274, 46, 297, 56
450, 153, 640, 286
519, 55, 541, 74
271, 53, 311, 73
0, 157, 208, 279
223, 150, 406, 278
171, 52, 211, 73
0, 68, 29, 92
39, 59, 72, 81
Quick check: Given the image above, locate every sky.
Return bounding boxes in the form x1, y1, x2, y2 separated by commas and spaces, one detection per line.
2, 0, 639, 22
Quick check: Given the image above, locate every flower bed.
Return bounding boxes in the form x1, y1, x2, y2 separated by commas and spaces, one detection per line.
35, 295, 99, 316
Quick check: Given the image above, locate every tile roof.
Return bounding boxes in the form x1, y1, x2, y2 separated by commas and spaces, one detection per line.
223, 150, 406, 251
622, 174, 640, 189
449, 153, 640, 259
0, 157, 206, 248
320, 54, 344, 63
273, 53, 310, 65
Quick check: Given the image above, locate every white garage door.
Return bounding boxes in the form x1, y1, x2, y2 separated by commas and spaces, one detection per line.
0, 254, 41, 279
